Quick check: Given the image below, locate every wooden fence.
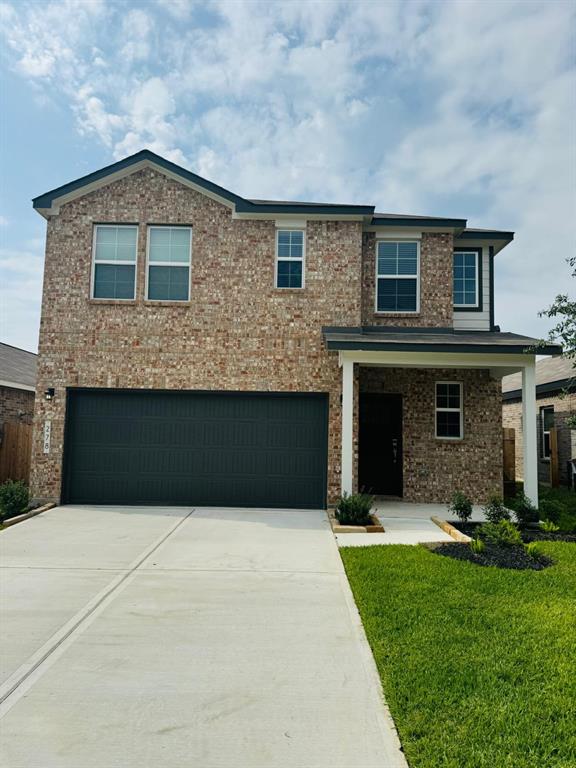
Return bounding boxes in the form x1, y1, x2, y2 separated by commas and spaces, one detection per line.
0, 422, 33, 484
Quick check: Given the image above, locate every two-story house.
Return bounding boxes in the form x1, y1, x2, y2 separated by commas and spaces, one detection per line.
30, 150, 560, 510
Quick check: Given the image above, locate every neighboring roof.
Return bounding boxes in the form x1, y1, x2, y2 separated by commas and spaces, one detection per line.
502, 355, 575, 400
31, 151, 513, 249
0, 343, 37, 390
322, 326, 562, 356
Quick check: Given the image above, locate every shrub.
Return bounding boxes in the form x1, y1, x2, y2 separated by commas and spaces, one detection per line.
540, 519, 560, 533
335, 492, 374, 526
0, 480, 29, 522
448, 491, 473, 523
539, 499, 563, 524
483, 493, 510, 524
478, 520, 523, 548
525, 541, 545, 560
557, 511, 576, 533
514, 492, 539, 525
469, 538, 485, 555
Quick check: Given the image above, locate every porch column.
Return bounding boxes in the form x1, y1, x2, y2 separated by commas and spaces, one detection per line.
522, 361, 538, 507
341, 357, 354, 496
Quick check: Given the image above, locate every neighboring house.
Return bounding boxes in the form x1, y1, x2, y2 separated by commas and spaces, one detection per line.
29, 150, 560, 509
0, 343, 37, 429
502, 357, 575, 487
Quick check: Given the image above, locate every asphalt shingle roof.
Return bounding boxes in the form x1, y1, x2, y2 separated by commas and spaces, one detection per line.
0, 343, 37, 389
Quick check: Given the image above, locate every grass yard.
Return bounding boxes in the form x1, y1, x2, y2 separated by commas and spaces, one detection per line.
340, 542, 576, 768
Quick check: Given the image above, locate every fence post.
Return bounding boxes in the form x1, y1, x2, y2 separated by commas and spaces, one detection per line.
550, 427, 560, 487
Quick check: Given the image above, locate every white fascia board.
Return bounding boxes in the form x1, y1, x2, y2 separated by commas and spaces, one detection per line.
365, 225, 456, 235
36, 160, 237, 218
373, 230, 422, 240
274, 219, 307, 229
0, 379, 36, 392
338, 350, 536, 370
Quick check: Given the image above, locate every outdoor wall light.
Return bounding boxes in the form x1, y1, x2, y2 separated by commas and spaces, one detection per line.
44, 388, 55, 401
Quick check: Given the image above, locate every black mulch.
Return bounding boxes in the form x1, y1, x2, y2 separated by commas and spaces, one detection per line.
449, 520, 576, 544
431, 542, 553, 571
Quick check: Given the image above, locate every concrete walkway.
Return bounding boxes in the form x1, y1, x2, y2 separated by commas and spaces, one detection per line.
0, 505, 407, 768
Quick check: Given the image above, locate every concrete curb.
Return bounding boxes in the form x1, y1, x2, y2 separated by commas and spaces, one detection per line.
328, 510, 385, 534
2, 503, 56, 528
430, 516, 471, 543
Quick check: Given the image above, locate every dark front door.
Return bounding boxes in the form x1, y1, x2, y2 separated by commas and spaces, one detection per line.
63, 389, 328, 509
359, 393, 403, 496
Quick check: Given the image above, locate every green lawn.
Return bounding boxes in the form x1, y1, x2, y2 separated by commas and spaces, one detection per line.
340, 543, 576, 768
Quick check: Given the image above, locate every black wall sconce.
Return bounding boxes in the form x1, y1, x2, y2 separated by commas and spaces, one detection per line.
44, 388, 55, 401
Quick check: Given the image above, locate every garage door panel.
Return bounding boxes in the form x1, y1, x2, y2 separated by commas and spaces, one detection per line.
64, 390, 327, 508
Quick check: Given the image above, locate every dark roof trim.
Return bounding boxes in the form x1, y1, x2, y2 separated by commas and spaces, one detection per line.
457, 230, 514, 241
503, 377, 575, 402
326, 340, 560, 355
371, 216, 466, 228
236, 200, 374, 215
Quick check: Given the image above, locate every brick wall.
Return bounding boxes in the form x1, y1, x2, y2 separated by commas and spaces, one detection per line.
361, 232, 453, 327
502, 393, 576, 486
360, 367, 503, 503
0, 386, 35, 427
31, 168, 363, 503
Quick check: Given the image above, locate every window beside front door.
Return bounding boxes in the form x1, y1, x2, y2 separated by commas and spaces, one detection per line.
147, 226, 192, 301
435, 381, 463, 439
540, 405, 554, 459
376, 240, 419, 313
92, 225, 138, 300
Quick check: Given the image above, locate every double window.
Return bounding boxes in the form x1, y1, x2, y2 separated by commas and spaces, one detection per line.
276, 229, 305, 288
92, 225, 138, 300
376, 240, 419, 313
540, 405, 554, 459
435, 382, 463, 439
453, 250, 480, 309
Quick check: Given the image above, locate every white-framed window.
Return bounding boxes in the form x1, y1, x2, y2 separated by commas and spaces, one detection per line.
146, 226, 192, 302
540, 405, 554, 459
453, 250, 479, 308
91, 225, 138, 300
435, 381, 463, 439
275, 229, 305, 288
375, 240, 419, 313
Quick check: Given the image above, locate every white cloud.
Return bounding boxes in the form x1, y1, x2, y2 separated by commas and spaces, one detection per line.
0, 240, 45, 352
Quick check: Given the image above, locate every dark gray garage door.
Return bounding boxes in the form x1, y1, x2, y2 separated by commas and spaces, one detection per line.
63, 389, 328, 509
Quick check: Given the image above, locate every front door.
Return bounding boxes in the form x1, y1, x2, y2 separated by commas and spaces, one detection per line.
359, 393, 403, 496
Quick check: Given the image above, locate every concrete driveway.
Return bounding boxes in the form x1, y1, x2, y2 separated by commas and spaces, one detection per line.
0, 506, 406, 768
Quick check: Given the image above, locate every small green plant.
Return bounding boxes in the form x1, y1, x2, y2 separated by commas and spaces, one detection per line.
0, 480, 29, 522
335, 492, 375, 526
448, 491, 473, 523
483, 493, 510, 524
539, 499, 563, 524
525, 541, 545, 560
469, 538, 485, 555
478, 520, 523, 548
514, 491, 539, 525
540, 519, 560, 533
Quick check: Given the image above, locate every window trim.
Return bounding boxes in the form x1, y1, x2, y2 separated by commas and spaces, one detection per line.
453, 246, 483, 312
275, 227, 306, 290
374, 239, 420, 314
435, 381, 464, 440
91, 224, 138, 301
540, 405, 554, 460
145, 225, 193, 303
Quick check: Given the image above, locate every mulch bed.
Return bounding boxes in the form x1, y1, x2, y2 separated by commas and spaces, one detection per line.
449, 520, 576, 544
431, 541, 552, 571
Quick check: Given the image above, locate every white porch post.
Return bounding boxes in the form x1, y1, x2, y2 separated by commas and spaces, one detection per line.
341, 357, 354, 496
522, 361, 538, 507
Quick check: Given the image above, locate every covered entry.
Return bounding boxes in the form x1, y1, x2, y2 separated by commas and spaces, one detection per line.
63, 389, 328, 508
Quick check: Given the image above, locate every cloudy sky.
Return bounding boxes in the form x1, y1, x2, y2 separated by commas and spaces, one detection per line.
0, 0, 574, 352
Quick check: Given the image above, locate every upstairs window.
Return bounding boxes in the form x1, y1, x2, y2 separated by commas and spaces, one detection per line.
376, 240, 419, 313
92, 225, 138, 300
276, 229, 304, 288
453, 250, 480, 308
435, 382, 463, 439
147, 226, 192, 302
540, 405, 554, 459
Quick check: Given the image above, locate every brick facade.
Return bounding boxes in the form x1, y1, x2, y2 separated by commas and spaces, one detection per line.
502, 393, 576, 486
31, 165, 502, 506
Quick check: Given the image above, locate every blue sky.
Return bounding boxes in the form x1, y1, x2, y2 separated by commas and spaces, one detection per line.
0, 0, 574, 352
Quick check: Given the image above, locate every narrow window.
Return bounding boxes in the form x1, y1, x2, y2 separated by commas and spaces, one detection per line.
276, 229, 304, 288
540, 405, 554, 459
436, 382, 463, 439
147, 226, 192, 301
453, 251, 479, 308
376, 241, 419, 312
92, 225, 137, 300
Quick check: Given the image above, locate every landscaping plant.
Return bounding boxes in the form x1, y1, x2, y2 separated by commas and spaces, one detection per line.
482, 493, 510, 524
0, 480, 29, 522
540, 519, 560, 533
525, 541, 545, 560
447, 490, 473, 523
538, 498, 563, 524
335, 492, 375, 526
469, 537, 485, 555
478, 519, 523, 548
514, 491, 539, 525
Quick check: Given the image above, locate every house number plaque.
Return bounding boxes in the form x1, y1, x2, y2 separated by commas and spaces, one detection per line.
43, 420, 51, 455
